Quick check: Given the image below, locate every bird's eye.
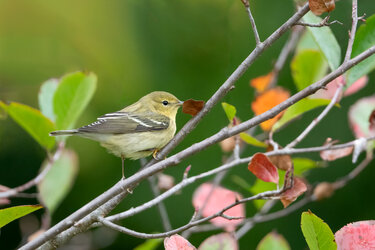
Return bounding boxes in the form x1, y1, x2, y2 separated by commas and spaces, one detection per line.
162, 100, 169, 106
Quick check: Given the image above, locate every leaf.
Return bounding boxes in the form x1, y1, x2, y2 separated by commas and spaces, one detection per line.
303, 12, 341, 71
347, 14, 375, 86
0, 101, 56, 149
313, 182, 335, 201
269, 154, 292, 171
293, 158, 320, 175
280, 177, 307, 208
348, 95, 375, 138
221, 102, 236, 122
38, 78, 59, 122
192, 183, 245, 231
198, 233, 238, 250
250, 72, 274, 93
53, 71, 97, 130
248, 153, 279, 184
344, 76, 368, 96
134, 239, 163, 250
182, 99, 205, 116
164, 235, 196, 250
291, 49, 328, 91
320, 144, 353, 161
308, 0, 335, 16
38, 149, 78, 214
240, 133, 267, 148
335, 220, 375, 250
251, 87, 290, 131
301, 211, 337, 250
256, 232, 291, 250
0, 205, 43, 228
272, 98, 332, 132
250, 179, 276, 210
296, 31, 320, 52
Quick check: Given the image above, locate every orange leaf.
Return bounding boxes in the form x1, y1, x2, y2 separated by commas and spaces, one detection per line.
182, 99, 205, 116
309, 0, 335, 16
251, 87, 290, 131
250, 72, 274, 93
280, 177, 307, 208
248, 153, 279, 184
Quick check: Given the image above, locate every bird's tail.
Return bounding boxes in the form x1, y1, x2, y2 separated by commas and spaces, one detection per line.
49, 129, 78, 136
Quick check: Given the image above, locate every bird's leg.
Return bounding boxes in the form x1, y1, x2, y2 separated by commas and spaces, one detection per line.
152, 149, 159, 160
121, 155, 125, 179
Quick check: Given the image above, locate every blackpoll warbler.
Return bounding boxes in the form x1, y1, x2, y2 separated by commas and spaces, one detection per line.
50, 91, 183, 177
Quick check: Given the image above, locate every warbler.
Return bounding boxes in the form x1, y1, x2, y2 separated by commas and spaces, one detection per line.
50, 91, 183, 177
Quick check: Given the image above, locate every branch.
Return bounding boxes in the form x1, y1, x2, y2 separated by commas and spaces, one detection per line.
20, 5, 311, 250
0, 143, 64, 199
245, 5, 261, 45
295, 16, 343, 27
286, 84, 343, 148
344, 0, 359, 63
105, 136, 375, 223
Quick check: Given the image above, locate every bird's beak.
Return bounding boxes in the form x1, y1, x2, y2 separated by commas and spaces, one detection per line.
176, 100, 184, 106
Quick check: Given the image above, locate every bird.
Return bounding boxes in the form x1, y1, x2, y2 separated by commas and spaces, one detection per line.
50, 91, 183, 178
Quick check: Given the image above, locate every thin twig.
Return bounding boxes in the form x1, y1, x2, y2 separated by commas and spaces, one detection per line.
286, 84, 343, 149
295, 16, 343, 27
246, 6, 261, 45
344, 0, 359, 63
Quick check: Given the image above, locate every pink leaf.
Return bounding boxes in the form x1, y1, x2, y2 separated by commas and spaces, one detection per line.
164, 234, 196, 250
348, 95, 375, 138
335, 221, 375, 250
198, 233, 238, 250
310, 76, 367, 101
344, 76, 368, 96
280, 177, 307, 208
248, 153, 279, 184
320, 138, 353, 161
192, 183, 245, 231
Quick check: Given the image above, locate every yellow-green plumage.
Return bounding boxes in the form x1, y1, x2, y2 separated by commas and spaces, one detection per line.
50, 91, 182, 162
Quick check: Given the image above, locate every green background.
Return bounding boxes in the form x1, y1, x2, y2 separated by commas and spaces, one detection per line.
1, 0, 375, 249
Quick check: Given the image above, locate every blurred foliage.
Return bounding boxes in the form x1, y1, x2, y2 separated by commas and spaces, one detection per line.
1, 0, 375, 249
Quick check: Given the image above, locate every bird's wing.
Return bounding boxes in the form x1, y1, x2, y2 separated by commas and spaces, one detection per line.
78, 112, 170, 134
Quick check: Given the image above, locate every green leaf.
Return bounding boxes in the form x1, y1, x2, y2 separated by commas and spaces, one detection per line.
38, 78, 59, 122
240, 133, 267, 148
347, 14, 375, 85
0, 205, 43, 228
198, 233, 237, 250
301, 211, 337, 250
257, 232, 291, 250
303, 12, 341, 71
291, 49, 328, 91
272, 98, 332, 132
134, 238, 163, 250
296, 31, 320, 53
293, 158, 321, 176
54, 72, 97, 130
38, 149, 78, 214
0, 101, 56, 149
250, 179, 276, 210
221, 102, 236, 122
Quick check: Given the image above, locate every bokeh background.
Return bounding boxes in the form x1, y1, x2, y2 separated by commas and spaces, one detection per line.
1, 0, 375, 249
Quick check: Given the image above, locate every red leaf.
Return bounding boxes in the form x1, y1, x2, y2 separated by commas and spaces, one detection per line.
182, 99, 205, 116
248, 153, 279, 184
345, 76, 368, 96
280, 177, 307, 208
335, 221, 375, 250
164, 234, 196, 250
192, 183, 245, 232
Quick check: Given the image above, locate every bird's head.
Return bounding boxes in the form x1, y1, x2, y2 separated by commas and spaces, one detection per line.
138, 91, 183, 118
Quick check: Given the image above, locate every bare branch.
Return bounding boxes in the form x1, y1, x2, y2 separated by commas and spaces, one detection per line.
295, 16, 343, 27
286, 84, 344, 149
245, 6, 261, 45
344, 0, 359, 63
